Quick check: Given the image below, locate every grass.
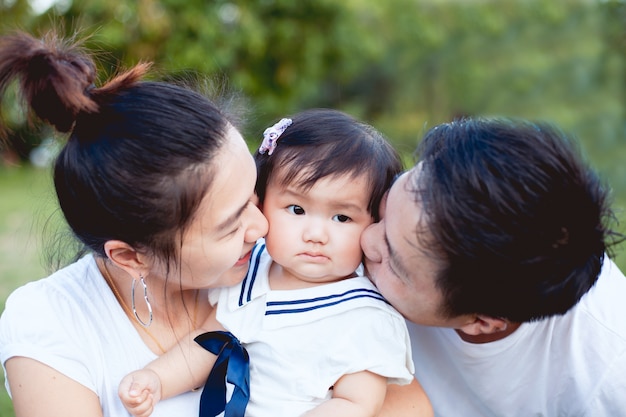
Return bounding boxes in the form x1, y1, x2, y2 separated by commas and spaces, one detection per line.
0, 166, 57, 307
0, 164, 57, 417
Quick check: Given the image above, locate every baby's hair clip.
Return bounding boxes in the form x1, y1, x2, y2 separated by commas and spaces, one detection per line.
259, 118, 292, 155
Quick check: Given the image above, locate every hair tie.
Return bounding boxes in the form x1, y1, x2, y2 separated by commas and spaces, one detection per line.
259, 118, 292, 155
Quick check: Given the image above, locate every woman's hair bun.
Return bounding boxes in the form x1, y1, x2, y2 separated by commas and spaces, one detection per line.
0, 30, 98, 133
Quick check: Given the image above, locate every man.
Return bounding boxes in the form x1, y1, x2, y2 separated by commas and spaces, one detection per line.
364, 117, 626, 416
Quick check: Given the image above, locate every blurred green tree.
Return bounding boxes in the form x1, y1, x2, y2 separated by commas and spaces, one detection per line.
1, 0, 624, 198
1, 1, 623, 132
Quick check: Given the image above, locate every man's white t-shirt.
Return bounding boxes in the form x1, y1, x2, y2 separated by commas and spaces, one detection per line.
408, 258, 626, 417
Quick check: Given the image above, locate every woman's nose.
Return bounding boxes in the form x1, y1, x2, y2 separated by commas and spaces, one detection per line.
245, 203, 268, 242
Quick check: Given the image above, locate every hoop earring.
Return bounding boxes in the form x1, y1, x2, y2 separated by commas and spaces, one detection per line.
131, 275, 153, 327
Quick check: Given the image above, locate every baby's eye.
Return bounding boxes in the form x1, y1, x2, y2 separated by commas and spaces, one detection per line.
287, 205, 305, 215
333, 214, 351, 223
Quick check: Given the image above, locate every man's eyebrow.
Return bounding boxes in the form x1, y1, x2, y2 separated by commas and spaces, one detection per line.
384, 230, 410, 278
215, 201, 248, 234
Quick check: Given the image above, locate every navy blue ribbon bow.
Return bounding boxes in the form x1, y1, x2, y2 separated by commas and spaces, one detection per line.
195, 331, 250, 417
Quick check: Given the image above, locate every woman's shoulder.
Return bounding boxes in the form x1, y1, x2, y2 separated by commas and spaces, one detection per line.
1, 254, 102, 322
0, 253, 120, 362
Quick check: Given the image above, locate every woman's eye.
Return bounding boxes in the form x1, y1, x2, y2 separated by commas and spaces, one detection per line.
228, 225, 242, 236
287, 205, 305, 215
332, 214, 351, 223
220, 223, 242, 240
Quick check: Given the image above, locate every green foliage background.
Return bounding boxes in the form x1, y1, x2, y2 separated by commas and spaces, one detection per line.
2, 1, 625, 156
0, 0, 625, 416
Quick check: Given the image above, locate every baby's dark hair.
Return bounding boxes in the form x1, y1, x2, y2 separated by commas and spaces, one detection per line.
254, 109, 403, 221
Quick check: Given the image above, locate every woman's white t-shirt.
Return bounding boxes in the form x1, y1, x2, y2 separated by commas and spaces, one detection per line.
0, 254, 201, 417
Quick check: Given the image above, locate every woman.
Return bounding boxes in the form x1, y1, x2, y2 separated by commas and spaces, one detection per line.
0, 30, 430, 417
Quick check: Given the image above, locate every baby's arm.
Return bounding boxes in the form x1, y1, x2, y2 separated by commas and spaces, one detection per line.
301, 371, 387, 417
119, 309, 223, 416
379, 379, 433, 417
118, 367, 164, 417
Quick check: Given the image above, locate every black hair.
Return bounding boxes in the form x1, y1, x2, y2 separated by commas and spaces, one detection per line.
413, 117, 621, 322
0, 30, 230, 266
255, 109, 403, 221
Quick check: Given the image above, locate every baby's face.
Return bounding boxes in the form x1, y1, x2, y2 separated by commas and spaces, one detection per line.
262, 172, 373, 286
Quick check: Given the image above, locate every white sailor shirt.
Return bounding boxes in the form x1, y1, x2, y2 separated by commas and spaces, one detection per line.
210, 241, 415, 417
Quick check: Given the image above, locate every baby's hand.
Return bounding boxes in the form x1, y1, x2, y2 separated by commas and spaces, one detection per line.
118, 369, 163, 417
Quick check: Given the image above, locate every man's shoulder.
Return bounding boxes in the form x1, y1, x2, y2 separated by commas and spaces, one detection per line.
576, 257, 626, 337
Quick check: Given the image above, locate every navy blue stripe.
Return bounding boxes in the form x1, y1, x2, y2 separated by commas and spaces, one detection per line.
265, 293, 389, 315
266, 288, 382, 307
238, 243, 265, 306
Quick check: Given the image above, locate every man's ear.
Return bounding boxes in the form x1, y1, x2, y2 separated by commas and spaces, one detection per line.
458, 315, 508, 336
103, 240, 149, 278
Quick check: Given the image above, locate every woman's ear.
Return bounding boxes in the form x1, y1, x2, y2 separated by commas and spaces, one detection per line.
103, 240, 149, 278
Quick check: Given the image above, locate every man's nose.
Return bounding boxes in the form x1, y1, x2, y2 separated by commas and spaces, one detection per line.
361, 221, 383, 264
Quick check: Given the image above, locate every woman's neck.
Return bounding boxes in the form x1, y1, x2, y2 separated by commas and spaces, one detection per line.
98, 257, 210, 352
